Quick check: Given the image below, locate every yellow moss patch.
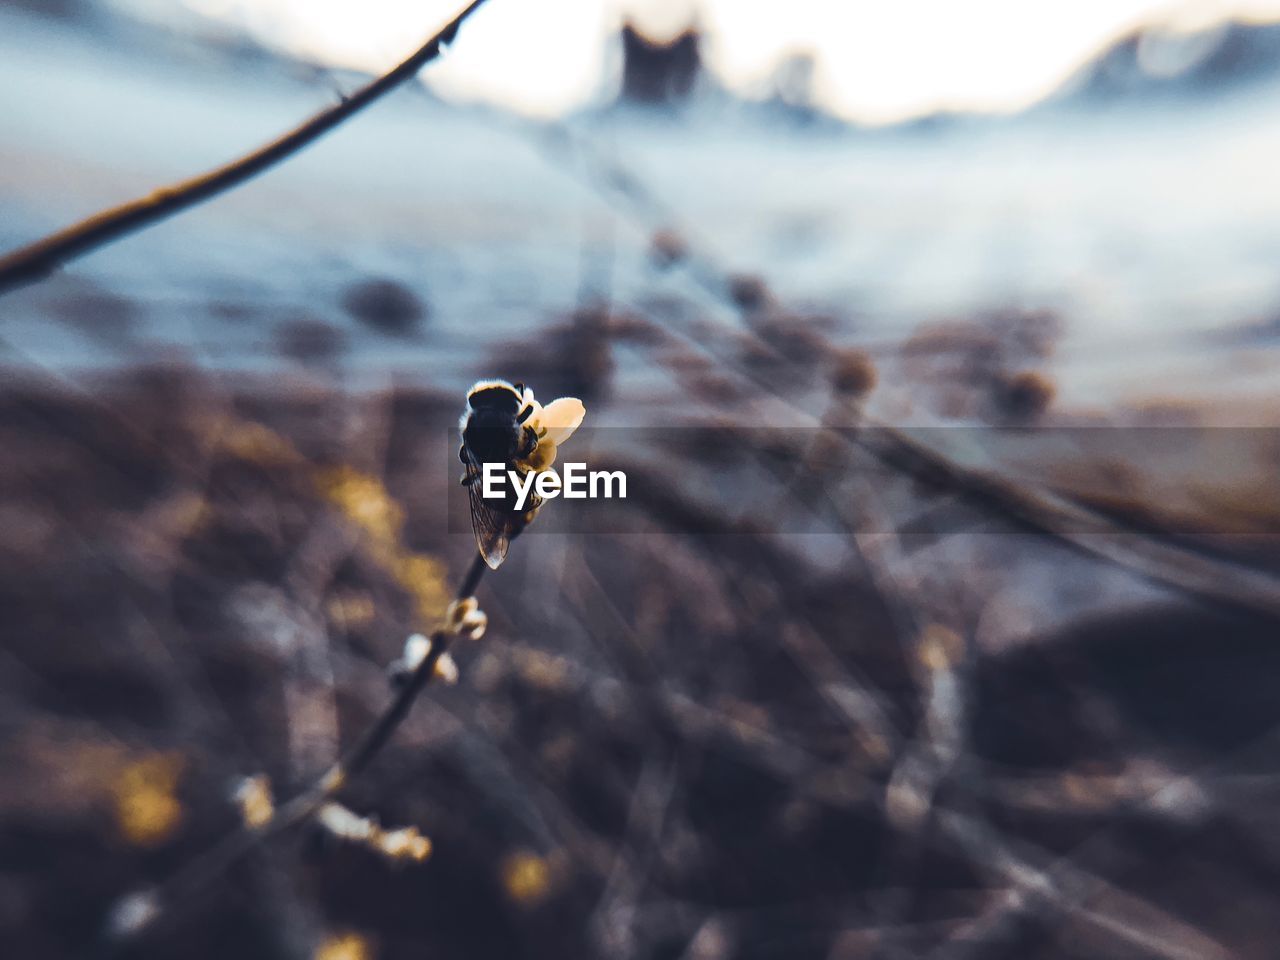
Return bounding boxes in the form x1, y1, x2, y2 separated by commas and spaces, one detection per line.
500, 850, 552, 906
326, 591, 378, 630
316, 466, 450, 626
215, 418, 304, 467
316, 466, 405, 548
111, 753, 185, 847
314, 932, 374, 960
393, 553, 450, 626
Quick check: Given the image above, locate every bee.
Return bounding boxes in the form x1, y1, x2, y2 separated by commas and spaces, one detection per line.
459, 379, 540, 569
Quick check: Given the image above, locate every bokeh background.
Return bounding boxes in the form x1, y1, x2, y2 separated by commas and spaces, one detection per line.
2, 1, 1280, 958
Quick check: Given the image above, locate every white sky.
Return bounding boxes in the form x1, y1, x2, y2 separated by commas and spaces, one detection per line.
176, 0, 1280, 122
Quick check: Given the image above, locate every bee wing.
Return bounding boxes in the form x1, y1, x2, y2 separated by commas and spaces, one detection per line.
464, 456, 518, 570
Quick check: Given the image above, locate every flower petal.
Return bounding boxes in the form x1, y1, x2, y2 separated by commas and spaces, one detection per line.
537, 398, 585, 446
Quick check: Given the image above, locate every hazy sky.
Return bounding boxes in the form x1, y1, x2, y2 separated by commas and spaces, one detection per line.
172, 0, 1280, 122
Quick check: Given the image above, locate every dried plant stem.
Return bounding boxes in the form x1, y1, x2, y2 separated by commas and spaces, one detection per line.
0, 0, 490, 296
532, 122, 1280, 620
847, 423, 1280, 621
110, 552, 488, 948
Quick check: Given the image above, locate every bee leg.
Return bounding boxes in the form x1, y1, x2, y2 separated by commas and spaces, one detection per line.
517, 404, 533, 424
519, 426, 538, 458
458, 443, 468, 464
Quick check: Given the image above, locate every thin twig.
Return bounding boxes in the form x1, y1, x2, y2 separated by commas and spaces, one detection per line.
0, 0, 490, 295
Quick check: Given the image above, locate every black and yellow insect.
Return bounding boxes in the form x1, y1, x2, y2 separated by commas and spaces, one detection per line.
458, 379, 540, 569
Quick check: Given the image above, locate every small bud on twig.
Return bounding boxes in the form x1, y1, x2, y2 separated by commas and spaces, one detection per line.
445, 597, 488, 640
316, 802, 432, 863
434, 652, 460, 685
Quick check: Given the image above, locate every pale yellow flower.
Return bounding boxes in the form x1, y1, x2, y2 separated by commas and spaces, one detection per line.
532, 397, 586, 446
519, 395, 585, 472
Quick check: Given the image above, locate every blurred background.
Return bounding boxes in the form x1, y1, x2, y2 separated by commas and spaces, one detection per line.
2, 0, 1280, 958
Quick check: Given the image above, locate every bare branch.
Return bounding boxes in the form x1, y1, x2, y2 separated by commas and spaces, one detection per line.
0, 0, 490, 296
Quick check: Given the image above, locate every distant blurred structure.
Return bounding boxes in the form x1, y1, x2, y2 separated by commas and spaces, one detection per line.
618, 21, 703, 106
8, 0, 100, 24
8, 0, 89, 18
1057, 19, 1280, 105
770, 51, 817, 110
